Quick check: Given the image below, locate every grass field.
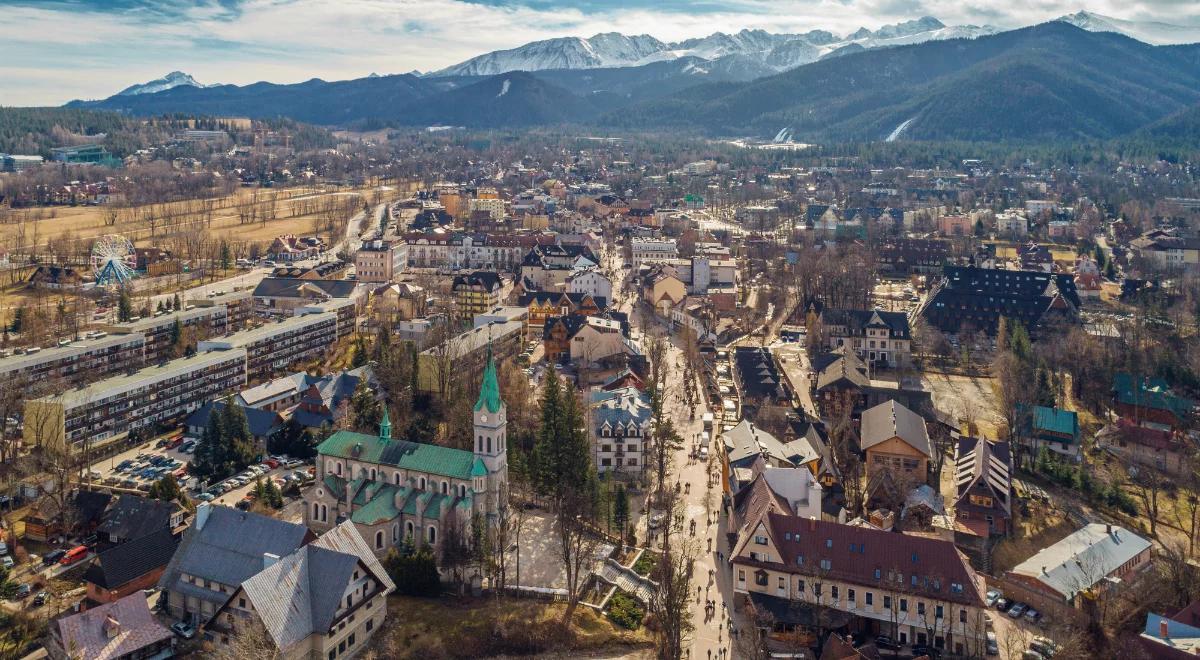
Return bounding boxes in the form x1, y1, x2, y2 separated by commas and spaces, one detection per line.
0, 185, 380, 250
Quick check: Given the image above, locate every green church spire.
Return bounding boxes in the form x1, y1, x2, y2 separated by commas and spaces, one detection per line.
474, 344, 504, 414
379, 406, 391, 440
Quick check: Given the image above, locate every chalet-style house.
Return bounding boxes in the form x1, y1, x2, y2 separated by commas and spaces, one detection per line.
860, 400, 932, 502
1016, 404, 1081, 461
916, 265, 1080, 335
590, 386, 652, 475
811, 306, 913, 369
953, 437, 1013, 538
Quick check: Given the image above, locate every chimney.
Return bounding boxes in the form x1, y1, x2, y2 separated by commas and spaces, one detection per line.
1157, 618, 1170, 639
1106, 523, 1112, 535
103, 614, 121, 639
263, 552, 280, 570
809, 517, 816, 532
195, 502, 212, 531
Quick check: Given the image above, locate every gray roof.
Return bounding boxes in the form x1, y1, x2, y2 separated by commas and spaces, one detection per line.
722, 418, 793, 468
1010, 523, 1151, 601
159, 504, 309, 603
312, 520, 396, 594
240, 545, 359, 651
860, 399, 931, 457
252, 277, 362, 299
591, 386, 652, 429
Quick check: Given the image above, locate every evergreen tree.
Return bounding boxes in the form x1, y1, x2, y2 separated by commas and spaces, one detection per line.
1035, 365, 1056, 407
350, 381, 382, 432
350, 337, 369, 368
613, 484, 630, 543
9, 307, 23, 333
117, 288, 133, 322
193, 412, 223, 479
384, 540, 441, 597
173, 293, 181, 310
219, 241, 232, 270
170, 318, 182, 352
148, 474, 186, 504
531, 375, 595, 512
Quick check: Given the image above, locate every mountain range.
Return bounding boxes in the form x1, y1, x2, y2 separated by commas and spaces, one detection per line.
116, 71, 212, 96
430, 17, 998, 79
69, 16, 1200, 144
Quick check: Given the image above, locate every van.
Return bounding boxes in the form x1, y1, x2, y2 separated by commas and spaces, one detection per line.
59, 545, 88, 566
699, 446, 710, 461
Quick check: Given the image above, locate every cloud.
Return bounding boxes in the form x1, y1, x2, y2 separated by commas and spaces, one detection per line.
3, 0, 1198, 105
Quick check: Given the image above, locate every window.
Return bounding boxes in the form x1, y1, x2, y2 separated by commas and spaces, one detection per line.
238, 598, 246, 608
329, 651, 336, 660
754, 535, 768, 545
348, 633, 355, 647
777, 576, 785, 590
831, 586, 839, 600
419, 477, 426, 490
900, 598, 908, 612
873, 568, 881, 580
797, 580, 805, 594
918, 602, 926, 616
406, 521, 414, 539
441, 481, 448, 495
367, 619, 374, 632
959, 609, 967, 623
738, 570, 746, 582
339, 641, 346, 653
936, 605, 944, 619
796, 555, 804, 566
884, 595, 892, 609
428, 526, 436, 545
865, 592, 873, 606
375, 531, 384, 550
820, 559, 831, 570
848, 589, 856, 603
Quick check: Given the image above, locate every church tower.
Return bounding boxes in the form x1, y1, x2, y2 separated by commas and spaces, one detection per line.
472, 346, 508, 516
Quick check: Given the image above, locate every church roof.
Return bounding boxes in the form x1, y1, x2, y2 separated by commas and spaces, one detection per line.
317, 432, 476, 480
474, 346, 504, 414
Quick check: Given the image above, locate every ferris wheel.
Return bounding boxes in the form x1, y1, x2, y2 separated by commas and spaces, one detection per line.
91, 234, 137, 287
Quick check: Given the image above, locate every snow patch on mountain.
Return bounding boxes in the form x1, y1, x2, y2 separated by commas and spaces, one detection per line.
497, 79, 511, 97
429, 18, 1000, 80
886, 116, 917, 142
1055, 10, 1200, 45
117, 71, 211, 96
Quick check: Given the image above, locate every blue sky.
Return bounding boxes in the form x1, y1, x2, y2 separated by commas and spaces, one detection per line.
2, 0, 1197, 105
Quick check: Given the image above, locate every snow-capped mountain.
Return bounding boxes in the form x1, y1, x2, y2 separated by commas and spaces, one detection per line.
1055, 10, 1200, 46
434, 33, 666, 77
431, 19, 998, 79
116, 71, 211, 96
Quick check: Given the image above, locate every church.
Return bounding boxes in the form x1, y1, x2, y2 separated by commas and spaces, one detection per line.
304, 349, 509, 557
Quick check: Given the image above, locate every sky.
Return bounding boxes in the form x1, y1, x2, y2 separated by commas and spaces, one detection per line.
2, 0, 1198, 106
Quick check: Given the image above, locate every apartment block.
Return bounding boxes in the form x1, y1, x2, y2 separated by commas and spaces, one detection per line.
0, 332, 146, 387
354, 239, 407, 283
193, 290, 254, 331
100, 306, 229, 362
198, 312, 338, 381
24, 348, 247, 449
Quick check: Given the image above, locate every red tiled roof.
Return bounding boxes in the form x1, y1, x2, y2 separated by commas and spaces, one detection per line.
759, 513, 985, 607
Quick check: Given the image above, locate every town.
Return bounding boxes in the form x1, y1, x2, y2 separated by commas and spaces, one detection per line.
0, 91, 1198, 660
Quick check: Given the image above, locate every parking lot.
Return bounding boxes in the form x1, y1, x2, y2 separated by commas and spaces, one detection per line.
87, 434, 313, 509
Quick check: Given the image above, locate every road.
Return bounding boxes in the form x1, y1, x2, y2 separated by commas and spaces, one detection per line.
611, 244, 736, 659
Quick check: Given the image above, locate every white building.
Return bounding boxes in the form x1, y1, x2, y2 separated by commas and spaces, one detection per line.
1025, 200, 1059, 217
590, 386, 652, 475
566, 268, 613, 302
629, 237, 679, 268
994, 210, 1029, 237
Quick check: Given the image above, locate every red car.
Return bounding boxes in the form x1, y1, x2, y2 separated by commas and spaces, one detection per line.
59, 545, 88, 566
166, 436, 184, 450
264, 459, 279, 469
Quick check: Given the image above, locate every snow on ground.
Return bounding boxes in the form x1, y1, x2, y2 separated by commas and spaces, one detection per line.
886, 116, 916, 142
497, 79, 510, 98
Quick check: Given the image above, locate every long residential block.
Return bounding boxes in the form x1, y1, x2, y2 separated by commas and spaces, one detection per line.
0, 332, 146, 387
24, 348, 248, 449
198, 311, 338, 381
100, 306, 230, 362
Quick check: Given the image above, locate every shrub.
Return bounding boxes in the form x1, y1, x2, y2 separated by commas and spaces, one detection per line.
632, 551, 658, 577
606, 591, 643, 630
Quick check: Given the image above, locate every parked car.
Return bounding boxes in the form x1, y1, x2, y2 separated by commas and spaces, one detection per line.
31, 591, 46, 607
170, 621, 196, 639
985, 589, 1002, 607
986, 631, 999, 656
0, 540, 8, 555
1008, 602, 1028, 619
59, 545, 88, 566
911, 644, 939, 658
1030, 637, 1059, 657
995, 597, 1012, 611
196, 493, 215, 502
117, 460, 133, 471
1024, 608, 1041, 623
1, 556, 13, 569
13, 583, 30, 599
874, 636, 901, 651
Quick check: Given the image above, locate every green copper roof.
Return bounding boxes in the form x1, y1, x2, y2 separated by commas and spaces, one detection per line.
379, 407, 392, 440
474, 345, 504, 414
471, 457, 488, 478
350, 484, 400, 525
317, 431, 476, 480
